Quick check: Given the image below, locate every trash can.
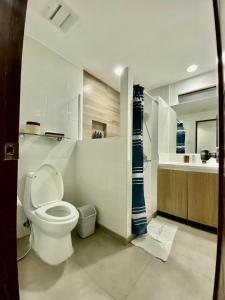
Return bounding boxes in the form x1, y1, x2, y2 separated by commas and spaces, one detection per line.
77, 205, 97, 238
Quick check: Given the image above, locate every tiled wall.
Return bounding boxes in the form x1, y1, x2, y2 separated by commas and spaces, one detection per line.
158, 97, 176, 154
17, 36, 83, 238
65, 68, 133, 239
70, 138, 128, 237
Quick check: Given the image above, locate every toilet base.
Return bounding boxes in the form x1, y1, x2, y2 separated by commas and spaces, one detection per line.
32, 224, 74, 265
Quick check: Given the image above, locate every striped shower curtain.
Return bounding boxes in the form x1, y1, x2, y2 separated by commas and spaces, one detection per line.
132, 84, 148, 235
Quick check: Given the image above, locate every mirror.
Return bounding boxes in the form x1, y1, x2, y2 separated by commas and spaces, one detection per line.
172, 92, 218, 154
195, 119, 218, 153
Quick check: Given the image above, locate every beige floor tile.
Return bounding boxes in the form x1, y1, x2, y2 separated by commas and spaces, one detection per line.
126, 259, 214, 300
169, 224, 216, 281
128, 257, 214, 300
17, 236, 31, 261
72, 229, 126, 267
19, 249, 114, 300
73, 230, 151, 300
126, 218, 216, 300
18, 250, 67, 291
20, 290, 45, 300
18, 220, 217, 300
41, 264, 115, 300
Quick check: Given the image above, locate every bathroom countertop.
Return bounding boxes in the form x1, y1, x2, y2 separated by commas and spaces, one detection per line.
158, 162, 218, 173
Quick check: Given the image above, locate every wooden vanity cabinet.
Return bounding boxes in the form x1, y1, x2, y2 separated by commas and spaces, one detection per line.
157, 168, 218, 228
187, 172, 218, 227
157, 169, 188, 219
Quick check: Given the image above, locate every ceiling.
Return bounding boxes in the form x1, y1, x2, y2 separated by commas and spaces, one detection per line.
25, 0, 217, 91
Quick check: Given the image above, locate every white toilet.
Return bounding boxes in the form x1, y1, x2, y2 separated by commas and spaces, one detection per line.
23, 163, 79, 265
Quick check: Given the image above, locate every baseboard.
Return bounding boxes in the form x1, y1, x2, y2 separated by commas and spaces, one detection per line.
17, 234, 30, 241
96, 223, 135, 245
148, 211, 157, 223
157, 211, 217, 234
96, 211, 158, 244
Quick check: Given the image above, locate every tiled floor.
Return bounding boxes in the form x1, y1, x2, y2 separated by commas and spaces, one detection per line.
18, 217, 217, 300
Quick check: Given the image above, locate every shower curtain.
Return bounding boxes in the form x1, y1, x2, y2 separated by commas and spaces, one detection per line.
132, 84, 148, 235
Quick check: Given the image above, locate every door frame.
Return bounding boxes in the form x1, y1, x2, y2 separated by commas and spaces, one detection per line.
0, 0, 224, 299
0, 1, 27, 299
195, 118, 218, 153
212, 0, 225, 299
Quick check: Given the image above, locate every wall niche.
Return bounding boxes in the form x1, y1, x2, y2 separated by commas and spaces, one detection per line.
92, 120, 107, 139
83, 71, 120, 139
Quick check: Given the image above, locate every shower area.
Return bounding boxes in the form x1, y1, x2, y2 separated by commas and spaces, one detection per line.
142, 90, 176, 221
143, 92, 159, 220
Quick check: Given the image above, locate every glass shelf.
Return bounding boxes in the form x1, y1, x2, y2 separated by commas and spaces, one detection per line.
19, 132, 70, 141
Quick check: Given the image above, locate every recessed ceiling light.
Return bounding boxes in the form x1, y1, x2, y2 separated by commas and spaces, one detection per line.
186, 64, 198, 73
83, 84, 92, 93
114, 66, 124, 77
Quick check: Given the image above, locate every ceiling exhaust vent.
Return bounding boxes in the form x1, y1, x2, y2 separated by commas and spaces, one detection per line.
178, 86, 217, 104
43, 0, 78, 32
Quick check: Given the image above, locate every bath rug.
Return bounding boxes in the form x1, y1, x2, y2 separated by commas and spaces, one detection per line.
131, 218, 177, 261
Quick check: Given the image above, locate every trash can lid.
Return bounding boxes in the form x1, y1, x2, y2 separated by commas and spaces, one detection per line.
77, 205, 96, 218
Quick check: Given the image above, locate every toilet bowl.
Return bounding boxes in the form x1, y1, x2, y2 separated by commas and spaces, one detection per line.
23, 163, 79, 265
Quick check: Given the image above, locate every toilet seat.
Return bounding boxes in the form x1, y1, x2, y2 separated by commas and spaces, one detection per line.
35, 201, 78, 223
31, 164, 64, 208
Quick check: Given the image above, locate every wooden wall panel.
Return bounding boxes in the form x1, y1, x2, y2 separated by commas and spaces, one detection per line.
83, 71, 120, 139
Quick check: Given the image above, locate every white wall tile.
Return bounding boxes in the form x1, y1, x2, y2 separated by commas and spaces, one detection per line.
18, 36, 83, 238
65, 138, 129, 238
64, 69, 133, 239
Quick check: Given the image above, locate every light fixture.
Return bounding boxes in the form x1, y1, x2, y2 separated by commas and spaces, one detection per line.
186, 64, 198, 73
114, 66, 124, 77
83, 84, 92, 93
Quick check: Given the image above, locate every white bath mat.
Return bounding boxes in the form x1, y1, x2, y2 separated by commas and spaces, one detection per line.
131, 218, 177, 261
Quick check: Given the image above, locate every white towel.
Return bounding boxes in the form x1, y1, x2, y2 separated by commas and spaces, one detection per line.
132, 218, 177, 261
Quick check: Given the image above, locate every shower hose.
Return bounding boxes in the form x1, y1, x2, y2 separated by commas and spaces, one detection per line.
17, 222, 33, 262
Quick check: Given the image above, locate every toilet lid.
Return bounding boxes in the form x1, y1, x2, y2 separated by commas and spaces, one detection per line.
31, 164, 64, 208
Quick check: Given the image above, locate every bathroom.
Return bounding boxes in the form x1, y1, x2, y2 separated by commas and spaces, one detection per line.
1, 0, 225, 299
